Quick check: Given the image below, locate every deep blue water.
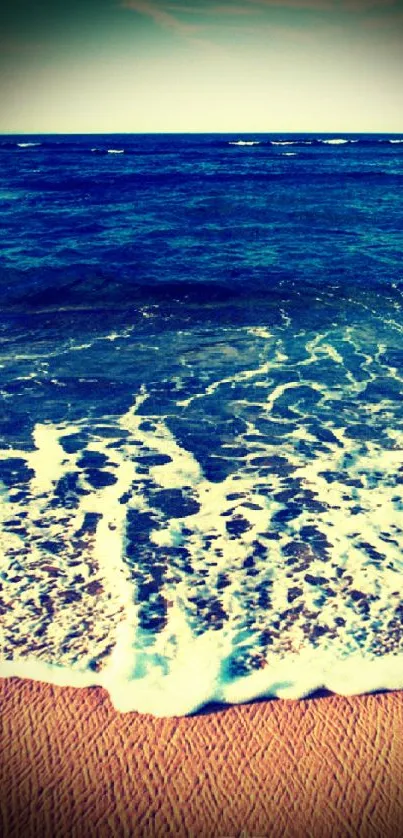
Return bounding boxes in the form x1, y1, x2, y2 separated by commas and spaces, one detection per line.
1, 133, 403, 306
1, 133, 402, 715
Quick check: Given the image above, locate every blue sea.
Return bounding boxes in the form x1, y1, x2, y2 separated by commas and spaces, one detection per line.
0, 133, 402, 716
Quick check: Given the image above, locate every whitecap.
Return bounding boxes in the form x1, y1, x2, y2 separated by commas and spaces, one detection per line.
271, 141, 295, 146
228, 140, 261, 146
17, 142, 41, 148
320, 139, 349, 145
389, 139, 403, 143
282, 152, 297, 156
107, 149, 125, 154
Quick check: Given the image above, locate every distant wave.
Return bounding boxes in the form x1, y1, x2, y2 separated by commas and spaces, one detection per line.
2, 136, 402, 158
282, 152, 297, 156
320, 139, 350, 145
90, 147, 126, 155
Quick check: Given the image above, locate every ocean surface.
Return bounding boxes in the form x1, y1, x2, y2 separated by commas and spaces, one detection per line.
0, 133, 402, 716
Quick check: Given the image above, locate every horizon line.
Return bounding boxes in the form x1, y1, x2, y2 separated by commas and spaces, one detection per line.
1, 129, 403, 136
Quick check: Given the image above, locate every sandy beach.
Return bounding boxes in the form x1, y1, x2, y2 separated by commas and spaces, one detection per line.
1, 679, 402, 837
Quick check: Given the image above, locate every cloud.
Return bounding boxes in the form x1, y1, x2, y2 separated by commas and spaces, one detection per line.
341, 0, 398, 9
121, 0, 402, 27
246, 0, 399, 10
168, 3, 261, 13
121, 0, 201, 36
119, 0, 403, 49
120, 0, 233, 51
248, 0, 334, 9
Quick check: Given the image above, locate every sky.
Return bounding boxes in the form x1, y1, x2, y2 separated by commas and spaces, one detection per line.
1, 0, 403, 133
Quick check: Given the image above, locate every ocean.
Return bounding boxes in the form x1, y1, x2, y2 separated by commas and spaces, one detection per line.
0, 132, 402, 716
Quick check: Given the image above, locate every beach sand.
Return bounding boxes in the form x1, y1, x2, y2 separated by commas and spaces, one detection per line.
1, 679, 402, 837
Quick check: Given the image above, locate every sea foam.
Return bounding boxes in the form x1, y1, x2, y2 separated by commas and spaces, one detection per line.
1, 323, 402, 716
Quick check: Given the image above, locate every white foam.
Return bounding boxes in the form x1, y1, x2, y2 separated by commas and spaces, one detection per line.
320, 139, 349, 145
2, 321, 403, 716
30, 424, 67, 495
3, 645, 403, 718
389, 139, 403, 143
107, 149, 125, 154
247, 327, 273, 339
3, 396, 402, 716
17, 142, 41, 148
176, 355, 273, 408
228, 141, 261, 146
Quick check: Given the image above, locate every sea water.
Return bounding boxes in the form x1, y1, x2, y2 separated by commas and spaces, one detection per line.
0, 133, 402, 716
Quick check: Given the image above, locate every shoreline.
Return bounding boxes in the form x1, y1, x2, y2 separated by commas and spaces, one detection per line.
1, 678, 402, 836
2, 653, 403, 717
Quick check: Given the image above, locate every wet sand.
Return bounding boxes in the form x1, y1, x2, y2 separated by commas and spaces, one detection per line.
1, 679, 402, 837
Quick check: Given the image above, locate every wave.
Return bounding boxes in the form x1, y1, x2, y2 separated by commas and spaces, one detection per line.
228, 141, 261, 146
271, 141, 313, 146
320, 139, 349, 145
4, 274, 249, 310
3, 266, 401, 314
1, 339, 403, 716
91, 147, 126, 155
1, 136, 402, 158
